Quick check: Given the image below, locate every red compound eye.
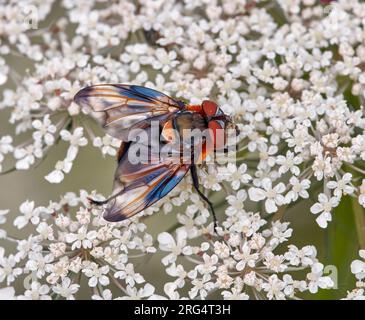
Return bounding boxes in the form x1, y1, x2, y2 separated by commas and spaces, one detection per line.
202, 100, 218, 116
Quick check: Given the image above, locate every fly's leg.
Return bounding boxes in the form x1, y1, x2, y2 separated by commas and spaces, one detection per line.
88, 198, 108, 206
87, 190, 123, 206
190, 165, 218, 233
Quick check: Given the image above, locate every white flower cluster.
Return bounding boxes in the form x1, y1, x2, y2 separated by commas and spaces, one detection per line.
157, 212, 333, 300
1, 190, 157, 300
0, 0, 365, 299
0, 189, 333, 300
0, 1, 55, 85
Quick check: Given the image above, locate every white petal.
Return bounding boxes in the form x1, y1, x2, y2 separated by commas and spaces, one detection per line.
158, 232, 175, 250
248, 188, 266, 201
261, 178, 272, 191
14, 216, 27, 229
20, 200, 34, 214
310, 203, 323, 215
265, 199, 277, 213
326, 181, 337, 189
0, 287, 15, 300
164, 283, 178, 300
60, 130, 71, 141
351, 260, 365, 274
316, 212, 331, 228
63, 161, 73, 173
45, 170, 64, 184
359, 250, 365, 259
318, 193, 328, 203
141, 283, 155, 297
66, 146, 78, 161
88, 277, 98, 287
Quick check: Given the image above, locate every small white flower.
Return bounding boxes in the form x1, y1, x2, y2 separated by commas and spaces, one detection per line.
19, 282, 51, 300
153, 48, 179, 73
276, 151, 302, 176
82, 263, 110, 288
36, 222, 54, 241
261, 274, 285, 300
14, 200, 41, 229
222, 287, 249, 300
66, 226, 97, 250
121, 283, 155, 300
52, 277, 80, 300
166, 264, 187, 288
93, 135, 120, 157
327, 173, 354, 198
188, 274, 215, 299
92, 289, 117, 300
114, 263, 144, 287
32, 115, 57, 146
163, 282, 181, 299
248, 178, 286, 213
45, 158, 73, 183
120, 43, 149, 73
0, 248, 22, 285
60, 127, 88, 160
158, 229, 191, 266
226, 190, 247, 216
307, 263, 334, 293
14, 143, 43, 170
344, 288, 365, 300
285, 177, 310, 203
350, 250, 365, 280
233, 243, 259, 271
310, 194, 339, 228
218, 163, 251, 190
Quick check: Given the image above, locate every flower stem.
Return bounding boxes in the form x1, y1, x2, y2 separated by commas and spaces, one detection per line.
347, 163, 365, 176
271, 205, 288, 222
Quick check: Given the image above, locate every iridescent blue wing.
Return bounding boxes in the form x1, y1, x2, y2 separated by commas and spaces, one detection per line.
101, 141, 190, 222
74, 84, 184, 141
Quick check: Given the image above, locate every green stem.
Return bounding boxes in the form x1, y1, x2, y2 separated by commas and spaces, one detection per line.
271, 205, 288, 222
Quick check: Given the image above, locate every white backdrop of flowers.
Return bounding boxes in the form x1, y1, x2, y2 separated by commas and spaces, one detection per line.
0, 0, 365, 300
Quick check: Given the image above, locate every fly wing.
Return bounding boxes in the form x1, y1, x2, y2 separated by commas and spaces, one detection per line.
74, 84, 183, 141
102, 141, 190, 222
